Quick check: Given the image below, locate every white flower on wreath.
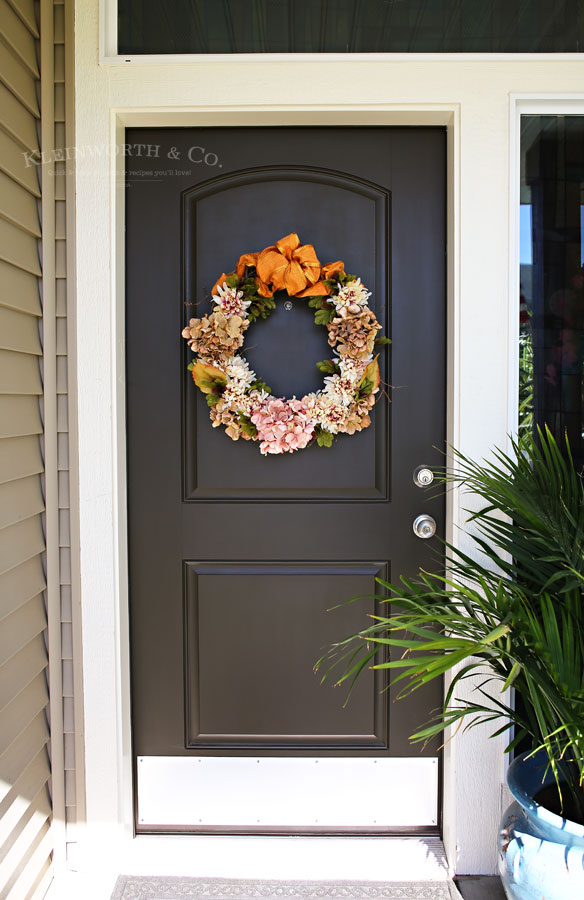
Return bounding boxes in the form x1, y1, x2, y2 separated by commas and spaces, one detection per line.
224, 391, 250, 415
322, 374, 352, 407
249, 388, 270, 404
317, 401, 349, 434
329, 278, 371, 313
302, 391, 347, 434
321, 356, 370, 407
212, 282, 252, 318
338, 355, 369, 385
231, 387, 270, 418
224, 355, 256, 392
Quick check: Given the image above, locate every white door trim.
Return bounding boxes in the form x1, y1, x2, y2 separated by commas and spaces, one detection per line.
80, 96, 480, 874
108, 101, 459, 853
73, 7, 584, 870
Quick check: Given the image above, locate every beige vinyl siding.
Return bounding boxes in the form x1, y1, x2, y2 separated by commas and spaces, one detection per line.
0, 0, 53, 896
51, 0, 82, 859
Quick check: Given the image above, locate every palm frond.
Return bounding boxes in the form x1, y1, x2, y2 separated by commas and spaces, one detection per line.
315, 427, 584, 822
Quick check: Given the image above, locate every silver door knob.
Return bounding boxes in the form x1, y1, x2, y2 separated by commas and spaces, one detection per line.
413, 514, 436, 539
413, 466, 434, 487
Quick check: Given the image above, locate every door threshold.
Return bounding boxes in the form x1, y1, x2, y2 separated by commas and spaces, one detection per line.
129, 835, 450, 879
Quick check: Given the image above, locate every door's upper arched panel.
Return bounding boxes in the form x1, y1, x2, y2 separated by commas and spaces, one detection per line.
182, 166, 390, 502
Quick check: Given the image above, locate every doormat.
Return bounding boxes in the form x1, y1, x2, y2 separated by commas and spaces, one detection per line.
111, 876, 463, 900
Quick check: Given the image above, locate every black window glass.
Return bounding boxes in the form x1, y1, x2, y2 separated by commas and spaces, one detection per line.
520, 116, 584, 465
118, 0, 584, 55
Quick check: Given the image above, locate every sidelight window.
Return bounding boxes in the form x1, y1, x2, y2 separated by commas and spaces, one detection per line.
519, 115, 584, 466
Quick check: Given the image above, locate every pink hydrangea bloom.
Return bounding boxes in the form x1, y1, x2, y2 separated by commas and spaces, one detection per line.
251, 398, 316, 455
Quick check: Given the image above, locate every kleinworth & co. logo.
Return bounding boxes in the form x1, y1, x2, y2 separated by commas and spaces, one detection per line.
23, 142, 222, 170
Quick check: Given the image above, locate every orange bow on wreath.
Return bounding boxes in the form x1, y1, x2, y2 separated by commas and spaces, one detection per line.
212, 251, 274, 298
212, 233, 346, 299
256, 232, 322, 296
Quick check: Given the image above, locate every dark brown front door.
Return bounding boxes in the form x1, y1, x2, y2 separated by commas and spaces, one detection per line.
126, 127, 445, 833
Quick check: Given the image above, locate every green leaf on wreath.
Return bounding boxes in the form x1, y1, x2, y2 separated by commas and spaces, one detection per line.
248, 295, 276, 323
362, 355, 380, 389
314, 308, 335, 326
315, 428, 335, 448
316, 360, 340, 375
357, 378, 374, 397
206, 393, 223, 407
238, 414, 258, 438
187, 361, 194, 371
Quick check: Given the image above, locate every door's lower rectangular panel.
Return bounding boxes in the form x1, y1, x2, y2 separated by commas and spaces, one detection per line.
184, 561, 389, 749
136, 756, 438, 829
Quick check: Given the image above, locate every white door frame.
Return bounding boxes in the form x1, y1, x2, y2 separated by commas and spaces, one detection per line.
72, 3, 584, 873
110, 100, 460, 848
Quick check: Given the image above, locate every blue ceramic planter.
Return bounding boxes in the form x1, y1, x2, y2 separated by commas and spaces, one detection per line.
498, 750, 584, 900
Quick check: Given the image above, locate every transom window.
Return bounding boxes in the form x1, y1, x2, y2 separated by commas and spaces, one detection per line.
118, 0, 584, 56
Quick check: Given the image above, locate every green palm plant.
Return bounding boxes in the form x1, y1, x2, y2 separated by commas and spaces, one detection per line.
316, 427, 584, 823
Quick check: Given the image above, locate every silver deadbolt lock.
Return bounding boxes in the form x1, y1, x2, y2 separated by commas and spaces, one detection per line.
413, 514, 437, 539
413, 466, 434, 487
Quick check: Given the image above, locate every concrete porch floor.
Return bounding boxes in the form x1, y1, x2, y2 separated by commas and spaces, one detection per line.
44, 837, 506, 900
47, 873, 507, 900
456, 877, 506, 899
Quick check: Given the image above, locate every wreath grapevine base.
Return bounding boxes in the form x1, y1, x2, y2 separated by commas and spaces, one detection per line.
182, 232, 390, 455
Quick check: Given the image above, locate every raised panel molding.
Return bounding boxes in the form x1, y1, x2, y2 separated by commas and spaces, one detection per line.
183, 560, 389, 751
182, 166, 390, 502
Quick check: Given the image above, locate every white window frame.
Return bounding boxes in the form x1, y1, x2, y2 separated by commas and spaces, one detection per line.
509, 97, 584, 439
70, 0, 584, 878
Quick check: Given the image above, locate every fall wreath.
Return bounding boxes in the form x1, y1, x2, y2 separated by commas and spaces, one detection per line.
181, 232, 389, 455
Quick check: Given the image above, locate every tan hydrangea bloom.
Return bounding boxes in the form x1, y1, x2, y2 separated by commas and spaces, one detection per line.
181, 310, 248, 358
327, 306, 379, 359
209, 402, 252, 441
337, 392, 376, 434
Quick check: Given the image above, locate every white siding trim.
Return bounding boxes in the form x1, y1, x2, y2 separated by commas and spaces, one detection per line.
40, 0, 66, 875
62, 0, 87, 852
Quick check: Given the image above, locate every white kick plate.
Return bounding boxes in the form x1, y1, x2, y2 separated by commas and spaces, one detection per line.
137, 756, 438, 829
